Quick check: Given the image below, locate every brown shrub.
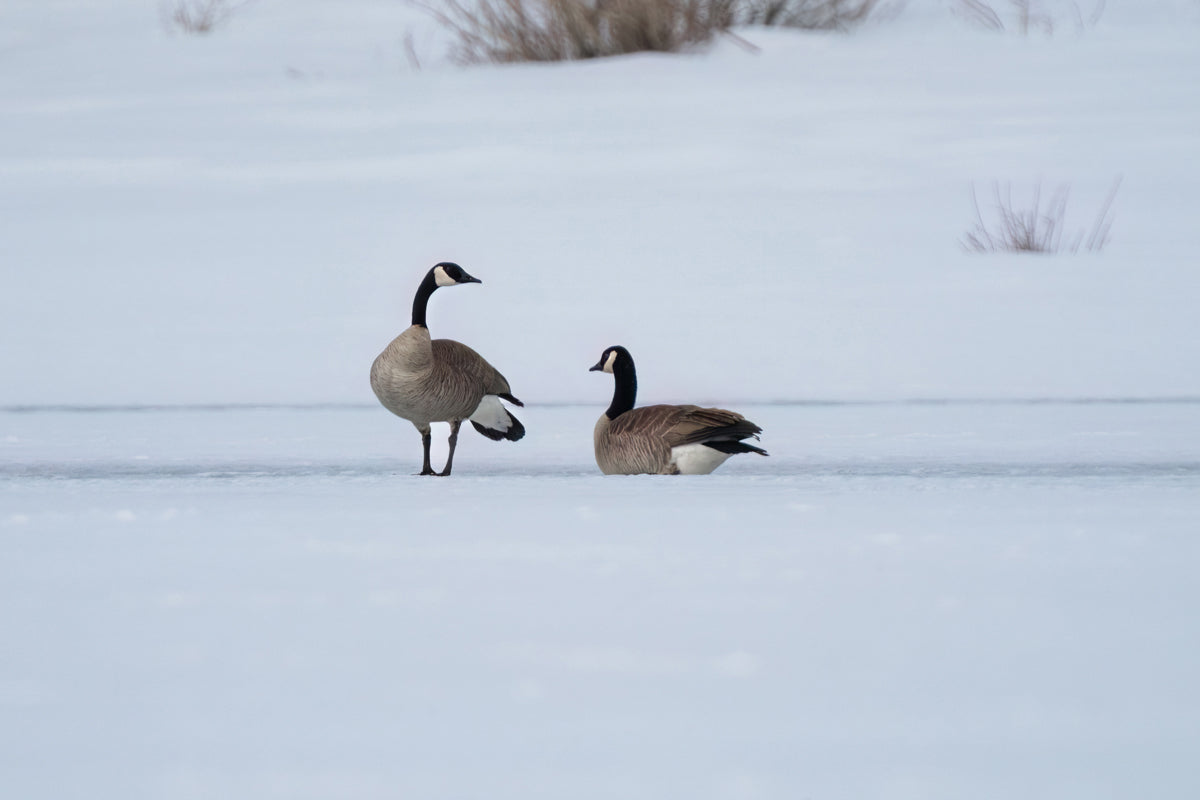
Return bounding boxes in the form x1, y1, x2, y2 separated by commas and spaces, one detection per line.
740, 0, 881, 31
417, 0, 739, 63
416, 0, 883, 64
962, 179, 1121, 254
162, 0, 250, 35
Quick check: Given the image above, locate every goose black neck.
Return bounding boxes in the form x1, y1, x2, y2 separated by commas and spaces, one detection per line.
410, 271, 440, 328
606, 357, 637, 420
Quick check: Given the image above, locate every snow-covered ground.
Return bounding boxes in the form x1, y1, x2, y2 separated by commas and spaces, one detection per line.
4, 402, 1200, 799
2, 0, 1199, 405
3, 1, 1200, 798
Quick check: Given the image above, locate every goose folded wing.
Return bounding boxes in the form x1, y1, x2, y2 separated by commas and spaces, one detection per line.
659, 406, 762, 447
607, 405, 689, 441
430, 339, 519, 402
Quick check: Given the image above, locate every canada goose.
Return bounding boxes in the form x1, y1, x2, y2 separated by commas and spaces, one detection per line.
370, 262, 524, 476
588, 345, 767, 475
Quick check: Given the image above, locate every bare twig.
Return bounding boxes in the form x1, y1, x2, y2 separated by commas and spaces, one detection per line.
956, 0, 1005, 30
1083, 176, 1122, 252
955, 0, 1105, 35
403, 30, 423, 71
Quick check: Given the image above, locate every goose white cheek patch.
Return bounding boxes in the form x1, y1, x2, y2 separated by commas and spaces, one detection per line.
602, 350, 618, 373
433, 266, 456, 287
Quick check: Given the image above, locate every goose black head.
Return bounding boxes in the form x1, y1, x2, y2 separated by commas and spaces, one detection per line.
589, 345, 631, 374
431, 261, 482, 287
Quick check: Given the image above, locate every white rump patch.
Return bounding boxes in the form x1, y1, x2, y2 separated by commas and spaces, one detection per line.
470, 395, 512, 432
602, 349, 618, 374
669, 443, 732, 475
433, 265, 455, 287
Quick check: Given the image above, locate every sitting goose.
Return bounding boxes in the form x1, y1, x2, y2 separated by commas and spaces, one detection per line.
370, 262, 524, 476
589, 345, 767, 475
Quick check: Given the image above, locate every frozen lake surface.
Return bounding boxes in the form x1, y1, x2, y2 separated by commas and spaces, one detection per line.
3, 402, 1199, 799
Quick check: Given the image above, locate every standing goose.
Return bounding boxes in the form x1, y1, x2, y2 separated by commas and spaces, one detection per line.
371, 262, 524, 476
589, 345, 767, 475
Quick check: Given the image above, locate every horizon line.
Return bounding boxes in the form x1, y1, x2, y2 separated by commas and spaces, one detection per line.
4, 397, 1200, 414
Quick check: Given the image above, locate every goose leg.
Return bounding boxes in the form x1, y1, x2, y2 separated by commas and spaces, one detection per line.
438, 419, 462, 477
417, 425, 435, 476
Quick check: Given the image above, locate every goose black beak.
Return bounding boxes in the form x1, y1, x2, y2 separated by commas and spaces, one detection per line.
463, 275, 482, 284
588, 362, 604, 372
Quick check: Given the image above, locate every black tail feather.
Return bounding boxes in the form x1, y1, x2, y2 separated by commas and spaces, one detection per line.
702, 439, 768, 456
471, 411, 525, 442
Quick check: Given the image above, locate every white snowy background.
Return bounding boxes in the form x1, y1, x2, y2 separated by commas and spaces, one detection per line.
2, 1, 1199, 798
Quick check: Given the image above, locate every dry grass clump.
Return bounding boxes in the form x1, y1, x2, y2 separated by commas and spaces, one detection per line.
162, 0, 250, 34
418, 0, 739, 63
955, 0, 1105, 35
962, 179, 1120, 254
740, 0, 881, 31
416, 0, 883, 64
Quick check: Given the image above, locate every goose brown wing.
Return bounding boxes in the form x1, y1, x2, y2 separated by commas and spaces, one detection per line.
431, 339, 520, 403
658, 406, 763, 448
606, 404, 692, 442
